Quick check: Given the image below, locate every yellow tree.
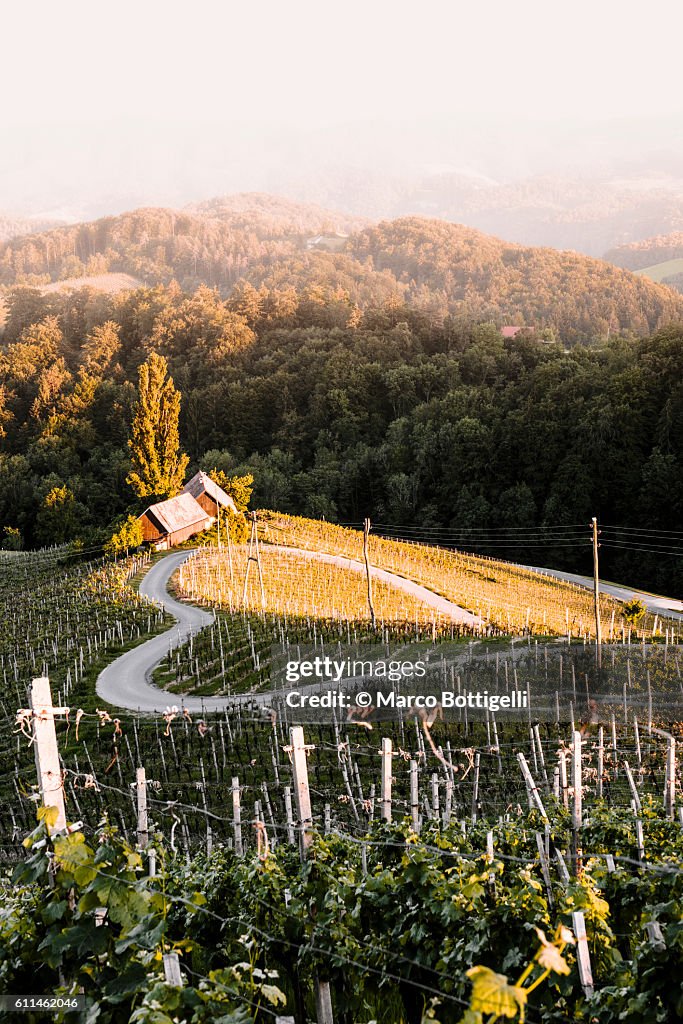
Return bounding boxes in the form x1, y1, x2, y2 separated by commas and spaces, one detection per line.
127, 352, 188, 499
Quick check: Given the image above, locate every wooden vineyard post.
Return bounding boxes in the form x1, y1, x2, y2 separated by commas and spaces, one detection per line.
635, 818, 645, 864
486, 830, 496, 887
571, 731, 583, 877
471, 753, 480, 821
290, 724, 333, 1022
597, 726, 604, 800
410, 759, 420, 833
443, 777, 453, 827
30, 677, 67, 833
665, 736, 676, 821
163, 952, 183, 987
363, 518, 376, 631
284, 787, 295, 845
431, 773, 440, 820
533, 724, 549, 790
571, 911, 594, 997
290, 726, 313, 858
380, 738, 392, 822
135, 767, 148, 849
315, 978, 334, 1024
559, 749, 568, 810
517, 752, 548, 820
623, 761, 642, 815
536, 832, 554, 907
232, 777, 243, 856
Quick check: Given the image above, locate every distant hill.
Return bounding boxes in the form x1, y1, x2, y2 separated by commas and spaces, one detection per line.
186, 192, 366, 233
285, 172, 683, 256
342, 218, 683, 342
605, 232, 683, 293
606, 232, 683, 270
2, 198, 683, 344
0, 213, 61, 243
0, 197, 363, 295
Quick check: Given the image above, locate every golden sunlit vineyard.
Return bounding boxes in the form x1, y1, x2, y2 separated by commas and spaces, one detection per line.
174, 545, 455, 627
256, 512, 671, 640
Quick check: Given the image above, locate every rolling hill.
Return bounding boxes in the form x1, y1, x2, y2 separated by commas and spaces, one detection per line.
2, 197, 683, 344
0, 212, 61, 243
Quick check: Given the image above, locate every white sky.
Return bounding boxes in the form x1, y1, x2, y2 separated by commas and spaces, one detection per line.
5, 0, 682, 123
2, 0, 683, 213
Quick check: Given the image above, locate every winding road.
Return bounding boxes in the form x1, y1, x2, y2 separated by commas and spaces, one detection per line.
95, 548, 483, 712
96, 551, 215, 712
521, 565, 683, 622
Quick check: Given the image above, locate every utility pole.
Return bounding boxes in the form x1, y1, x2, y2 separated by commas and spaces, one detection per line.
242, 512, 265, 608
363, 518, 376, 631
592, 517, 602, 670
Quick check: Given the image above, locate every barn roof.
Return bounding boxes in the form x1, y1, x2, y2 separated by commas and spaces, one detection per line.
183, 470, 238, 513
142, 492, 212, 535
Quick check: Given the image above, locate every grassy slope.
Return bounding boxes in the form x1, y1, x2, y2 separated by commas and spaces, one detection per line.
635, 257, 683, 282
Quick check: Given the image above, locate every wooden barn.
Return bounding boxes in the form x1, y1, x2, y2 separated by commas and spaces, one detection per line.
138, 493, 214, 550
182, 470, 238, 517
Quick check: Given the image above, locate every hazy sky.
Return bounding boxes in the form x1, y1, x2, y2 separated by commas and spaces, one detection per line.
3, 0, 683, 216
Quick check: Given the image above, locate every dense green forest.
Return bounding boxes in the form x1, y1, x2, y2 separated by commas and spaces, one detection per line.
0, 279, 681, 594
3, 199, 683, 344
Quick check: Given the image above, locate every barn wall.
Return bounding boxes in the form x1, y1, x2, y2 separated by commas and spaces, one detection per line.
140, 513, 163, 543
195, 493, 218, 516
168, 519, 212, 546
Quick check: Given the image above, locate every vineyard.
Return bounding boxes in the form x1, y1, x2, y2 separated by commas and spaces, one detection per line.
255, 513, 678, 642
0, 536, 681, 1022
175, 546, 458, 627
0, 547, 169, 711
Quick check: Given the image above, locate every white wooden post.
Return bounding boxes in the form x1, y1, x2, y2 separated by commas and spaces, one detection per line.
380, 737, 392, 822
443, 777, 453, 827
571, 910, 594, 997
665, 737, 676, 821
410, 760, 420, 832
232, 776, 243, 856
636, 818, 645, 863
290, 726, 313, 857
432, 772, 440, 820
572, 730, 583, 876
559, 748, 568, 810
315, 977, 334, 1024
624, 761, 642, 814
597, 726, 604, 800
536, 832, 554, 907
471, 752, 480, 820
136, 767, 148, 849
30, 677, 67, 833
284, 786, 295, 845
163, 951, 183, 986
517, 752, 548, 819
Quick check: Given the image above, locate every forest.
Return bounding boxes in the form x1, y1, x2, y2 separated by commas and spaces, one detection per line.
2, 200, 683, 344
0, 278, 681, 595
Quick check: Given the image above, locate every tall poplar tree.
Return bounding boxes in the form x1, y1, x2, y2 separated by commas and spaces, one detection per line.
126, 352, 189, 499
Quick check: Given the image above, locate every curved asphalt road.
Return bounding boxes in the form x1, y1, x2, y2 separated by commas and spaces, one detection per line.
521, 565, 683, 622
96, 551, 216, 712
96, 547, 483, 712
